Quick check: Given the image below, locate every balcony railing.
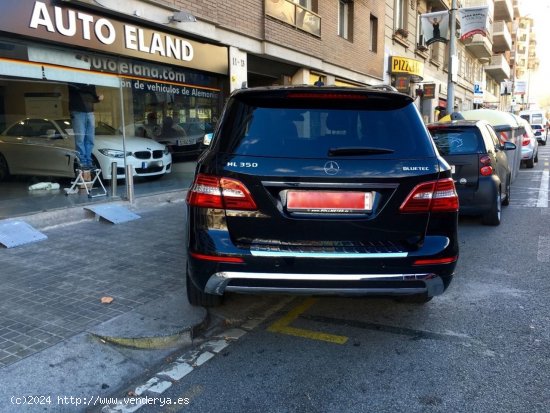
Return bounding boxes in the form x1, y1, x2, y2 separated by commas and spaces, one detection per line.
492, 21, 512, 52
485, 54, 511, 82
265, 0, 321, 37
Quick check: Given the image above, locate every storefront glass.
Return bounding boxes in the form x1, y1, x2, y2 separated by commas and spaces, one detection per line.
0, 37, 225, 218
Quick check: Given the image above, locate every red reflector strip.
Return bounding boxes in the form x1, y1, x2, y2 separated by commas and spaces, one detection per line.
413, 256, 458, 265
190, 252, 244, 263
287, 191, 372, 211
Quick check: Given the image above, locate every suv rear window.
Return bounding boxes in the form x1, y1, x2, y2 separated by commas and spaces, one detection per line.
430, 128, 480, 155
216, 91, 434, 159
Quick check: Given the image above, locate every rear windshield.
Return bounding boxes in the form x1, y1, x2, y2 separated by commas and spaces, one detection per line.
430, 128, 481, 155
216, 94, 434, 158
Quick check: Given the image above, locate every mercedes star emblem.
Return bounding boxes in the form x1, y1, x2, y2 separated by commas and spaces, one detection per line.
324, 161, 340, 175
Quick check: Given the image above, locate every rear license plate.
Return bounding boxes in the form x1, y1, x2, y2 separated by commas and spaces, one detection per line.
287, 191, 373, 213
176, 138, 194, 146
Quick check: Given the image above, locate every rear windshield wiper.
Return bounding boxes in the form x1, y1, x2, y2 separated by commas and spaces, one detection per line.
328, 146, 395, 156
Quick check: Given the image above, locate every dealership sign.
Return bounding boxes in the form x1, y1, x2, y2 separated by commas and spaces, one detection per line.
0, 0, 228, 74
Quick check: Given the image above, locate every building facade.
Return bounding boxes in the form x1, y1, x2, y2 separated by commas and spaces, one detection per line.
0, 0, 539, 219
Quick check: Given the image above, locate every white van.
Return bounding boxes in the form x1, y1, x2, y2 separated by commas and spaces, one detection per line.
519, 109, 546, 126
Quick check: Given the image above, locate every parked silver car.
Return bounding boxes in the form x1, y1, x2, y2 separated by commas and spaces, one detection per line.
518, 119, 538, 168
0, 118, 172, 181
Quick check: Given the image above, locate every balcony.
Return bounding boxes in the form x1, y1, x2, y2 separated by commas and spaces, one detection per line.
494, 0, 513, 22
513, 0, 520, 16
265, 0, 321, 37
426, 0, 450, 11
463, 32, 493, 60
485, 54, 511, 82
492, 21, 512, 53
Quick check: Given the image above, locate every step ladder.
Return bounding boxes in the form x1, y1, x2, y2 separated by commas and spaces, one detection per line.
64, 168, 107, 198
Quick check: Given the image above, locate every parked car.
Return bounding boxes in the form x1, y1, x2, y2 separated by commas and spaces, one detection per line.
427, 119, 516, 226
518, 119, 538, 168
185, 85, 459, 307
124, 120, 211, 157
0, 118, 172, 181
179, 121, 214, 156
530, 123, 547, 146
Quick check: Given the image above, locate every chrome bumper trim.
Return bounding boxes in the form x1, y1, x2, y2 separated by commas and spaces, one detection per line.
250, 250, 408, 259
204, 272, 445, 297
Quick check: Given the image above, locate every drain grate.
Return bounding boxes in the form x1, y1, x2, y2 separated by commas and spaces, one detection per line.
84, 204, 141, 224
0, 220, 48, 248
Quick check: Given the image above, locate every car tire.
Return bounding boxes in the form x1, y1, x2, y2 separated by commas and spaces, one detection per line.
534, 151, 538, 163
525, 156, 535, 168
186, 271, 222, 307
482, 189, 501, 226
502, 174, 511, 206
0, 154, 9, 181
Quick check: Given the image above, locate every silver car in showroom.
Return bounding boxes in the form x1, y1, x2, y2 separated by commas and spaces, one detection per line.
0, 118, 172, 181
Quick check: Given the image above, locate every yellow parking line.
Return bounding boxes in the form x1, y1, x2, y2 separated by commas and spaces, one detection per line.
267, 298, 348, 344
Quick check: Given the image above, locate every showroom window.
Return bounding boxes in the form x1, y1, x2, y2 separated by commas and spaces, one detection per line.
0, 38, 223, 217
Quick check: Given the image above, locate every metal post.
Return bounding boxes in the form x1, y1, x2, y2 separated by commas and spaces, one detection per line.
110, 161, 117, 197
447, 0, 457, 113
125, 165, 134, 203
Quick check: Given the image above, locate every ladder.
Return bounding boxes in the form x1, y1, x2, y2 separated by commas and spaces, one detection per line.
64, 168, 107, 198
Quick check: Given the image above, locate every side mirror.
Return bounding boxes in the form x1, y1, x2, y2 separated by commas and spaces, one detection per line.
502, 141, 516, 151
203, 132, 213, 146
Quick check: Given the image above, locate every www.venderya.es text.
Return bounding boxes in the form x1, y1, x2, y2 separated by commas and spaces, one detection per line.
10, 395, 190, 407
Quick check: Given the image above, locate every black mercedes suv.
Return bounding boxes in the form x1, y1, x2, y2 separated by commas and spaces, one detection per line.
185, 86, 459, 306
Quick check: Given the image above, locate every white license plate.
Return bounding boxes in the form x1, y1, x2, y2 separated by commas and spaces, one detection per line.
141, 160, 163, 169
176, 138, 195, 146
287, 191, 373, 213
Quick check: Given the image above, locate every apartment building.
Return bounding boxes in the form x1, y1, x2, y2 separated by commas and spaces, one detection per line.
513, 12, 540, 110
384, 0, 519, 121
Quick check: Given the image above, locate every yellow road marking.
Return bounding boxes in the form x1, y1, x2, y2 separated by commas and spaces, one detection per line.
267, 298, 348, 344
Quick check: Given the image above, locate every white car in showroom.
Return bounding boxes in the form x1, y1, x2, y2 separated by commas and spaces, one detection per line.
0, 118, 172, 181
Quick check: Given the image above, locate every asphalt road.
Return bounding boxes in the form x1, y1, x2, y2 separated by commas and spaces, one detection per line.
101, 144, 550, 413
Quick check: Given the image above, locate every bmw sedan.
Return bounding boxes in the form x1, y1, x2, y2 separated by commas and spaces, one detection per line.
0, 118, 172, 181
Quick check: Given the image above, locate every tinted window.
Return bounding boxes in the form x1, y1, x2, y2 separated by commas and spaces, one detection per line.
217, 98, 433, 158
430, 128, 481, 155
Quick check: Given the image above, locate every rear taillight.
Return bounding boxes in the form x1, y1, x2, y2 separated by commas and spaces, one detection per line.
189, 252, 244, 263
522, 134, 530, 146
479, 155, 493, 176
186, 173, 257, 210
399, 178, 459, 213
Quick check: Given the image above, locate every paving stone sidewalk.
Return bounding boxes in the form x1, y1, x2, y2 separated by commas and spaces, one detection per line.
0, 200, 187, 367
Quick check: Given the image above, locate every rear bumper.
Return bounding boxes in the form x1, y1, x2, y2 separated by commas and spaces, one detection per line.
456, 176, 499, 215
521, 147, 535, 160
187, 233, 457, 298
203, 271, 447, 297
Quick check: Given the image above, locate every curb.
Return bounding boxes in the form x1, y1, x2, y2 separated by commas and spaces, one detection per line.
88, 289, 207, 350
